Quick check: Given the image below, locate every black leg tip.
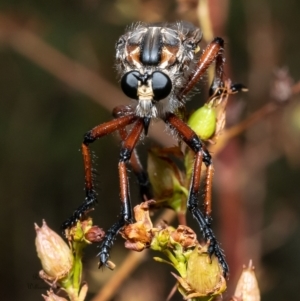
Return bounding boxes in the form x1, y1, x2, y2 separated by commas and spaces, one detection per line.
207, 239, 229, 278
98, 248, 110, 268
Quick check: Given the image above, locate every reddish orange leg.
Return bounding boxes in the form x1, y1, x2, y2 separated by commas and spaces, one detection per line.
172, 37, 229, 277
61, 113, 137, 229
179, 37, 225, 101
98, 118, 144, 267
113, 106, 153, 201
204, 165, 214, 217
165, 113, 228, 277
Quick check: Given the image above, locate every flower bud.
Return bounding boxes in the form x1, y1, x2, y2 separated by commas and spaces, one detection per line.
187, 104, 217, 140
151, 227, 172, 251
233, 260, 260, 301
35, 220, 74, 280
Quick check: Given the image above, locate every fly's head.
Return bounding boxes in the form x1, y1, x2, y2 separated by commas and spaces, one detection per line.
116, 22, 202, 119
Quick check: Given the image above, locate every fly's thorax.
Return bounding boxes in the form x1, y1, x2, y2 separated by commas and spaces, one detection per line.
116, 22, 202, 73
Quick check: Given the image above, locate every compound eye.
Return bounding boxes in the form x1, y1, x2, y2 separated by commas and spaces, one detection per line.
152, 71, 172, 101
121, 71, 140, 100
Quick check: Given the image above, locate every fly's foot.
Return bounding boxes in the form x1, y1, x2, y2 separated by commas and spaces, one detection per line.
207, 237, 229, 278
97, 219, 125, 269
98, 244, 114, 269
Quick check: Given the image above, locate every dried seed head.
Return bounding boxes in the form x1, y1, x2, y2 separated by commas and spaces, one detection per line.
170, 225, 197, 249
65, 217, 105, 245
121, 200, 155, 251
84, 226, 105, 244
35, 220, 73, 280
122, 223, 152, 251
233, 260, 260, 301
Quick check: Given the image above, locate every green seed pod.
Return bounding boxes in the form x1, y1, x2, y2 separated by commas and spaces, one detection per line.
172, 243, 226, 300
186, 244, 225, 296
187, 104, 217, 140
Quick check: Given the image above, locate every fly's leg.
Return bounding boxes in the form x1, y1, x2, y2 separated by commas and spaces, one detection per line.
165, 113, 229, 277
98, 118, 144, 267
61, 114, 137, 230
113, 106, 153, 201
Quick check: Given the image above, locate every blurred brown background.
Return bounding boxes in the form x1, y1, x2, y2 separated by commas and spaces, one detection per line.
0, 0, 300, 300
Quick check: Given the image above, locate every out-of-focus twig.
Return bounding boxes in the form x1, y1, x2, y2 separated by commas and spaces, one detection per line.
291, 81, 300, 94
196, 0, 214, 85
0, 14, 175, 147
197, 0, 214, 43
212, 102, 277, 155
211, 77, 300, 156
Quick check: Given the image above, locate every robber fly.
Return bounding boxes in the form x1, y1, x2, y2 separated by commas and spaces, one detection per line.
63, 21, 233, 276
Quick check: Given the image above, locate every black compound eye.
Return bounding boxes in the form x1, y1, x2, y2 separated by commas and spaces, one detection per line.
121, 71, 140, 100
152, 71, 172, 101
